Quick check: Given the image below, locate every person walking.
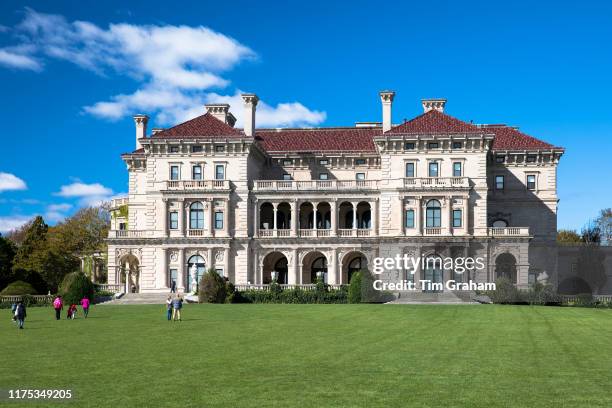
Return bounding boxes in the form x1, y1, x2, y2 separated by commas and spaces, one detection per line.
170, 280, 176, 294
172, 295, 183, 322
166, 296, 173, 321
67, 304, 77, 320
15, 301, 26, 330
80, 297, 90, 318
53, 295, 63, 320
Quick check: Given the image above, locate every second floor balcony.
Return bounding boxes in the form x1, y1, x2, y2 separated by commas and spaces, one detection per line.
403, 177, 469, 190
165, 180, 230, 191
254, 179, 379, 192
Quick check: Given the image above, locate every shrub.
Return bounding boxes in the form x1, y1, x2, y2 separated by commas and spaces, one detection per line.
528, 283, 562, 306
0, 280, 37, 295
198, 269, 227, 303
488, 277, 523, 304
59, 272, 94, 305
348, 272, 362, 303
238, 286, 348, 304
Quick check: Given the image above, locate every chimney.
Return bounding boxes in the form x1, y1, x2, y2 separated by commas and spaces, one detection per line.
379, 90, 395, 132
133, 114, 149, 150
205, 103, 237, 127
422, 98, 447, 113
241, 93, 259, 137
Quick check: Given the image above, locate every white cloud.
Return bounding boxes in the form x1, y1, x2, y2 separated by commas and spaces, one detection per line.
44, 203, 72, 223
56, 182, 112, 197
0, 172, 27, 192
0, 215, 32, 233
0, 49, 41, 71
1, 8, 326, 128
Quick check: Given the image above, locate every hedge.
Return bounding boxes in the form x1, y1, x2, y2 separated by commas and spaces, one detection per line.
0, 280, 37, 295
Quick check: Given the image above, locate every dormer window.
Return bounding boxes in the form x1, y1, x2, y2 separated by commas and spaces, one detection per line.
495, 155, 505, 163
355, 158, 366, 165
169, 145, 179, 153
282, 174, 292, 181
428, 142, 439, 149
405, 142, 415, 150
282, 159, 293, 166
319, 159, 329, 165
452, 141, 463, 149
526, 155, 537, 163
215, 145, 225, 153
191, 145, 203, 153
319, 173, 329, 180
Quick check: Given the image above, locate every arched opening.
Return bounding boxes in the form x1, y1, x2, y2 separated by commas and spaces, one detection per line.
422, 255, 443, 293
259, 202, 274, 229
356, 201, 371, 229
299, 202, 314, 229
277, 202, 291, 230
316, 202, 331, 229
187, 255, 206, 292
190, 202, 205, 230
119, 254, 140, 293
262, 252, 289, 284
338, 202, 354, 229
341, 251, 368, 284
495, 253, 517, 283
426, 200, 441, 228
558, 277, 592, 295
492, 219, 508, 228
302, 251, 328, 284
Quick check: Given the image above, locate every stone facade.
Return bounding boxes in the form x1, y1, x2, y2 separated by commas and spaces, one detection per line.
107, 93, 564, 293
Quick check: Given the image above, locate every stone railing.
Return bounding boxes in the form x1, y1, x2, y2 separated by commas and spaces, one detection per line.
234, 284, 345, 291
108, 230, 153, 238
165, 180, 230, 190
94, 284, 123, 293
257, 228, 373, 238
424, 227, 442, 235
487, 227, 530, 237
0, 295, 53, 303
110, 197, 129, 208
254, 179, 379, 192
187, 229, 207, 237
403, 177, 469, 189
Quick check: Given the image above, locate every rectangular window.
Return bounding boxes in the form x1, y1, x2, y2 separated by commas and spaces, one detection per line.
495, 175, 504, 190
452, 141, 462, 149
282, 173, 292, 181
215, 165, 225, 180
428, 142, 439, 149
192, 165, 202, 180
282, 159, 293, 166
405, 210, 415, 228
191, 145, 203, 153
214, 211, 224, 229
215, 145, 225, 153
405, 162, 415, 177
453, 162, 462, 177
215, 268, 224, 277
119, 222, 126, 230
169, 269, 177, 286
526, 155, 537, 163
428, 162, 439, 177
355, 158, 367, 165
453, 209, 462, 228
319, 159, 328, 165
169, 212, 178, 229
527, 174, 536, 190
404, 142, 415, 150
356, 173, 366, 180
170, 165, 180, 180
169, 146, 179, 153
495, 155, 505, 163
319, 173, 329, 180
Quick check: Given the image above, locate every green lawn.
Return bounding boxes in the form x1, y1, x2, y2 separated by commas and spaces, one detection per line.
1, 304, 612, 408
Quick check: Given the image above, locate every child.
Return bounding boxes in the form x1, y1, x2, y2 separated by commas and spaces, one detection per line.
67, 304, 77, 319
80, 297, 90, 318
15, 301, 26, 329
11, 302, 17, 323
166, 296, 173, 321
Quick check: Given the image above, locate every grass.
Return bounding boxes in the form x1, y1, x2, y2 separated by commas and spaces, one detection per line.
1, 304, 612, 408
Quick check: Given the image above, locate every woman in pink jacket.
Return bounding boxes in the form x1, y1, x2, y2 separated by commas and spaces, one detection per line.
53, 296, 63, 320
80, 297, 90, 318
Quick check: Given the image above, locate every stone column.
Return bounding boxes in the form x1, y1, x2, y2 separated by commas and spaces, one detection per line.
464, 195, 470, 235
352, 202, 358, 230
442, 197, 451, 236
124, 262, 130, 293
209, 199, 215, 237
415, 198, 422, 236
329, 249, 338, 284
207, 248, 214, 271
290, 201, 298, 237
289, 248, 299, 284
224, 198, 230, 236
162, 199, 168, 237
177, 249, 185, 291
371, 199, 377, 234
223, 247, 230, 278
182, 200, 188, 236
330, 200, 337, 236
312, 202, 318, 230
253, 199, 259, 238
273, 202, 278, 233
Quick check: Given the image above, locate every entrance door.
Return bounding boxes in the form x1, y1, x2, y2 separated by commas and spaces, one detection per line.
423, 257, 443, 293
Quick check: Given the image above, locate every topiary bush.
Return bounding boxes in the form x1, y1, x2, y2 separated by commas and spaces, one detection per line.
0, 280, 37, 295
59, 272, 94, 305
348, 272, 362, 303
198, 269, 227, 303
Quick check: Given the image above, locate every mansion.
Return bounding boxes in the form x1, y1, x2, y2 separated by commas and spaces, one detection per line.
107, 92, 564, 293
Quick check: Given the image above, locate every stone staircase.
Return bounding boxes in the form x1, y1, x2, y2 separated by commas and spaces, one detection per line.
101, 292, 175, 305
388, 290, 477, 304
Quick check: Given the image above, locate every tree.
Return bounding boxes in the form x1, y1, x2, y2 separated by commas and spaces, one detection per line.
52, 206, 110, 256
595, 208, 611, 245
580, 222, 601, 244
0, 234, 17, 291
59, 272, 94, 305
198, 268, 227, 303
557, 229, 582, 244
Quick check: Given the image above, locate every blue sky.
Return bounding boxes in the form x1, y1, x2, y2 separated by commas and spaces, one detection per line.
0, 0, 611, 232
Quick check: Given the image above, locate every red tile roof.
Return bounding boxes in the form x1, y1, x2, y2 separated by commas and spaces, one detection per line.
387, 109, 482, 134
483, 125, 561, 150
150, 112, 244, 139
256, 127, 380, 153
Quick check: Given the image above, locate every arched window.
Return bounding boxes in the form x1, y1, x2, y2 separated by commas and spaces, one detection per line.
274, 257, 288, 284
187, 255, 206, 292
348, 256, 366, 283
426, 200, 441, 228
190, 202, 204, 229
492, 219, 508, 228
311, 256, 328, 283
